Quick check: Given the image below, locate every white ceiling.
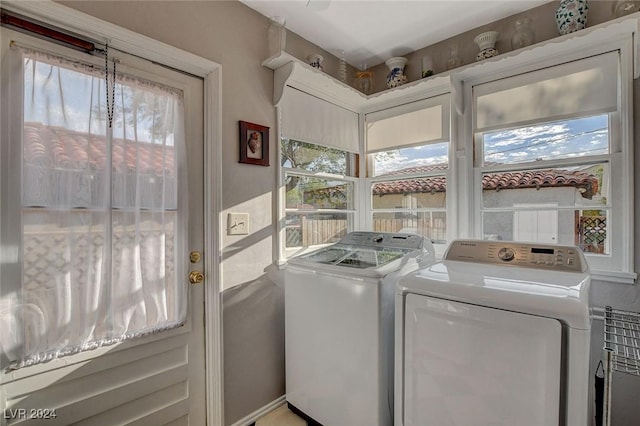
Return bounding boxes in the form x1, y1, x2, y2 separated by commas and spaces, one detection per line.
240, 0, 550, 68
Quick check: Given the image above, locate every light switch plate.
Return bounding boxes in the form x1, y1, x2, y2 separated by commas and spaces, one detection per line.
228, 213, 249, 235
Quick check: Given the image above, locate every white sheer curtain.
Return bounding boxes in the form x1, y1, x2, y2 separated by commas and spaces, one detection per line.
1, 46, 187, 370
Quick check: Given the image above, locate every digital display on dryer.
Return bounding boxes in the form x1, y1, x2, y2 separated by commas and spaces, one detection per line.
531, 248, 554, 254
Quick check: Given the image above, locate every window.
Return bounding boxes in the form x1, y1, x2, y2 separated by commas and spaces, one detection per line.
277, 85, 360, 260
479, 116, 609, 250
470, 50, 633, 277
275, 28, 635, 281
370, 144, 448, 245
1, 39, 188, 369
366, 94, 451, 256
281, 139, 356, 256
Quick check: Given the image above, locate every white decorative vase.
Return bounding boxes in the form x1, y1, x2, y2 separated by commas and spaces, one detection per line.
385, 56, 408, 89
474, 31, 499, 61
555, 0, 589, 35
306, 54, 324, 71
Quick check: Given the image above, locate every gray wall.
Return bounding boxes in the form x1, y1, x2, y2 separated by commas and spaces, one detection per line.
57, 1, 640, 425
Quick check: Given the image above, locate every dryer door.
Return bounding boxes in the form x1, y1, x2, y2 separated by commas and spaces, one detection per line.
403, 294, 562, 426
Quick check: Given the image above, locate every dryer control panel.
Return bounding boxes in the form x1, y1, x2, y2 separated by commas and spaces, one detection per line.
444, 240, 588, 272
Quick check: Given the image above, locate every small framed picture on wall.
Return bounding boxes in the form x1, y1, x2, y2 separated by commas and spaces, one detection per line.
239, 120, 269, 166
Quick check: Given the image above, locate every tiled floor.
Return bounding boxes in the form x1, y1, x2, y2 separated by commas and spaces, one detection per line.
256, 404, 306, 426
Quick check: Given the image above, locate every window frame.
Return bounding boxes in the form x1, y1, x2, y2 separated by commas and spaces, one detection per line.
462, 39, 635, 282
279, 138, 359, 260
363, 93, 454, 259
366, 146, 452, 259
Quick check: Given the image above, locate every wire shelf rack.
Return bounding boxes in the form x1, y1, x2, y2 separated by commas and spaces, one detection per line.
604, 306, 640, 375
602, 306, 640, 426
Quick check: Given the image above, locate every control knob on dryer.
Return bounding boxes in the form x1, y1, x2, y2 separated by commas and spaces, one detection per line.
498, 247, 516, 262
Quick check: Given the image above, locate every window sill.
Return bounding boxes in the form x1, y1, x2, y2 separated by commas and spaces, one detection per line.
590, 269, 637, 284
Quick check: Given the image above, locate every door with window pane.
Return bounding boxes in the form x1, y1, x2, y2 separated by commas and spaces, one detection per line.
0, 28, 206, 424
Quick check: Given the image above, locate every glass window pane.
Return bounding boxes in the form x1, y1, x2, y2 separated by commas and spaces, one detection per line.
482, 209, 609, 255
372, 177, 446, 209
372, 141, 448, 176
285, 212, 350, 248
285, 175, 353, 210
22, 210, 109, 353
372, 211, 446, 244
482, 163, 607, 209
482, 115, 609, 166
24, 56, 106, 134
112, 211, 182, 333
12, 48, 187, 369
281, 139, 350, 175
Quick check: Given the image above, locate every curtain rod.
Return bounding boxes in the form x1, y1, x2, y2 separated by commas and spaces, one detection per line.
1, 8, 202, 80
1, 8, 99, 54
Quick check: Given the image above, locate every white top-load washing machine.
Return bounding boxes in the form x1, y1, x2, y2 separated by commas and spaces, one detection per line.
285, 231, 435, 426
395, 240, 591, 426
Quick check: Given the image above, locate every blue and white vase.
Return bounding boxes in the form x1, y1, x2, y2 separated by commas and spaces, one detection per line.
555, 0, 589, 35
385, 57, 408, 89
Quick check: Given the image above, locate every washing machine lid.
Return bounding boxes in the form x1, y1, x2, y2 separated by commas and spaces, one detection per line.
398, 257, 591, 330
287, 232, 435, 278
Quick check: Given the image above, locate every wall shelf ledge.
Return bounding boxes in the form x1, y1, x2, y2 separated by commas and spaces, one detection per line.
264, 13, 639, 114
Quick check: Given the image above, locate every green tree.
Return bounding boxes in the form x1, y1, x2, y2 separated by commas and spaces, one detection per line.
281, 139, 348, 192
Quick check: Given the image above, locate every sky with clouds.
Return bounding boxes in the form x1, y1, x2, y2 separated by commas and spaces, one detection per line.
374, 115, 608, 175
24, 57, 177, 145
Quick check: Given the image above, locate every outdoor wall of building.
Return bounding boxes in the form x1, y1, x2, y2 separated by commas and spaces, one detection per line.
482, 186, 583, 243
372, 192, 446, 209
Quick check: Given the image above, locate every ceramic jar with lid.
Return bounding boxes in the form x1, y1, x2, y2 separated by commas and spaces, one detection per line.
474, 31, 499, 61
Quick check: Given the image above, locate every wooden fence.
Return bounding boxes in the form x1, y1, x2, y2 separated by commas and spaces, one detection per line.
286, 217, 446, 247
372, 218, 446, 243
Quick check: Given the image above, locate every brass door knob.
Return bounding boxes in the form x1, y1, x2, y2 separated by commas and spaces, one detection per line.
189, 271, 204, 284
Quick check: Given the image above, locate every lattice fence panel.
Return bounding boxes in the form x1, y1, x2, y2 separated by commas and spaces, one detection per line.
579, 215, 606, 253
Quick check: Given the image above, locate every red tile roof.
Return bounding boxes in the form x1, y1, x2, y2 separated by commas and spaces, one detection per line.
377, 164, 449, 176
373, 164, 599, 198
373, 176, 447, 195
23, 122, 175, 176
482, 169, 598, 195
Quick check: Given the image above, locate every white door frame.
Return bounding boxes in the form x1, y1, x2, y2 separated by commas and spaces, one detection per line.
1, 1, 224, 424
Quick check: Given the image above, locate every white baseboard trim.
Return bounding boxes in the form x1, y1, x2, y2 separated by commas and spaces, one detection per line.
230, 395, 287, 426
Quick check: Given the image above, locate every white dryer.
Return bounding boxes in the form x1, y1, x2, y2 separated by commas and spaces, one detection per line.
285, 232, 435, 426
395, 240, 591, 426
